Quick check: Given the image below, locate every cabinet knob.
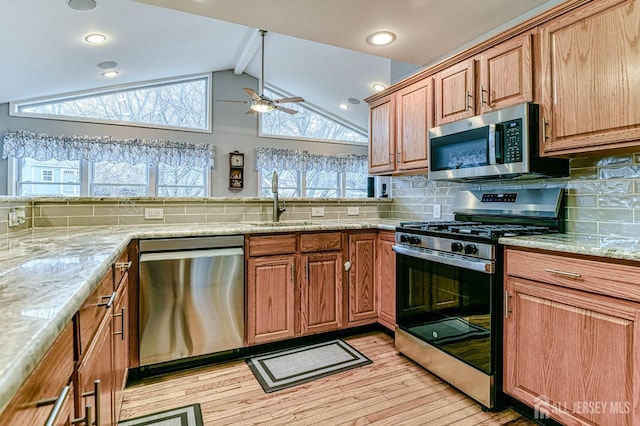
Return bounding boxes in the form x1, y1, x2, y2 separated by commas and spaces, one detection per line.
344, 261, 352, 271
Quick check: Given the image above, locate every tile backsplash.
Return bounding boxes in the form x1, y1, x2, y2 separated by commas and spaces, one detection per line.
390, 152, 640, 237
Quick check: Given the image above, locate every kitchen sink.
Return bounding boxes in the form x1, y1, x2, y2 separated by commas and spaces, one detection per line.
248, 221, 321, 227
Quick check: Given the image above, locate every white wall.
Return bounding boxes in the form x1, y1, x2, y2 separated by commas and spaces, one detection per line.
0, 70, 368, 196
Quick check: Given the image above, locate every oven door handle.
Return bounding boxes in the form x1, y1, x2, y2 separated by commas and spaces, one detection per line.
392, 245, 495, 274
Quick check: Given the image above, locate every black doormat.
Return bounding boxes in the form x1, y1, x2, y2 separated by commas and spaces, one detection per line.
246, 339, 372, 393
118, 403, 203, 426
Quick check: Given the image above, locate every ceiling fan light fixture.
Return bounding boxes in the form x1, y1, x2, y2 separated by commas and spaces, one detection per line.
68, 0, 97, 11
367, 31, 396, 46
250, 99, 275, 113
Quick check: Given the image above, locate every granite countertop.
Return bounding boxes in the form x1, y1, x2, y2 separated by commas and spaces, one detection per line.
499, 233, 640, 262
0, 219, 400, 413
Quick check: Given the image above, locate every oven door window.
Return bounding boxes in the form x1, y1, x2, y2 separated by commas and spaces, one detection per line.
396, 253, 494, 374
430, 126, 490, 171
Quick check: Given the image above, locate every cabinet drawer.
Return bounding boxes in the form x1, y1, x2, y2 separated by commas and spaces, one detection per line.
0, 323, 74, 425
248, 234, 297, 257
300, 232, 342, 253
78, 272, 115, 357
113, 248, 131, 291
506, 248, 640, 302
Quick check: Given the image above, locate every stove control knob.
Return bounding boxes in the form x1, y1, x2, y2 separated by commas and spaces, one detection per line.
464, 244, 478, 255
451, 242, 464, 252
400, 234, 410, 243
409, 236, 422, 245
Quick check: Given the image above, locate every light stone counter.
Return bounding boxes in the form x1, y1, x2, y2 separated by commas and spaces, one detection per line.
499, 233, 640, 262
0, 219, 400, 414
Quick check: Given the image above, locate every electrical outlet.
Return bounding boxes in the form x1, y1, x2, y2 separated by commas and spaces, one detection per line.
8, 212, 19, 227
311, 207, 325, 217
347, 207, 360, 216
144, 208, 164, 220
433, 204, 442, 219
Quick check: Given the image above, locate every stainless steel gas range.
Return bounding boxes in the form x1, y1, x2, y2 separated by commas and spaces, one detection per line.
393, 188, 564, 409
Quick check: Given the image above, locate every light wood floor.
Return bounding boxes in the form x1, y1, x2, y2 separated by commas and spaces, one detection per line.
120, 332, 537, 425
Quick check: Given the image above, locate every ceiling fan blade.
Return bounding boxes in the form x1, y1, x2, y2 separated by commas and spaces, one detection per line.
243, 88, 262, 101
274, 96, 305, 104
245, 109, 255, 115
276, 106, 298, 115
216, 99, 248, 103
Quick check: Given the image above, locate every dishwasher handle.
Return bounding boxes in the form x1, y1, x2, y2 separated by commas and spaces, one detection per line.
139, 235, 245, 253
140, 247, 244, 262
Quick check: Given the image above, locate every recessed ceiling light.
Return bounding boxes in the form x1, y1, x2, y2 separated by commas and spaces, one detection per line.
68, 0, 97, 11
372, 83, 386, 92
97, 61, 118, 69
85, 33, 107, 44
367, 31, 396, 46
101, 70, 119, 78
339, 103, 349, 110
348, 98, 361, 105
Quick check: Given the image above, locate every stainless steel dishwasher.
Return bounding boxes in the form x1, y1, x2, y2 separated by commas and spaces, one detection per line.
138, 235, 245, 367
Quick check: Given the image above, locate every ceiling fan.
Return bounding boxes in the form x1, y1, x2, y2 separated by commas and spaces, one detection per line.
218, 30, 304, 115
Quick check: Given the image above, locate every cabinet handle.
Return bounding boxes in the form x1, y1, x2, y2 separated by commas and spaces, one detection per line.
113, 307, 126, 341
505, 290, 512, 319
115, 261, 132, 270
397, 152, 402, 164
82, 380, 101, 426
305, 262, 309, 282
37, 385, 70, 426
388, 153, 393, 165
542, 117, 548, 143
290, 263, 294, 283
344, 261, 352, 271
98, 292, 116, 308
544, 268, 582, 278
480, 85, 488, 105
71, 404, 92, 426
466, 90, 472, 111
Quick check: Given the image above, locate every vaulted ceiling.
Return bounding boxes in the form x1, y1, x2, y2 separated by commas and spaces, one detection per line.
0, 0, 562, 130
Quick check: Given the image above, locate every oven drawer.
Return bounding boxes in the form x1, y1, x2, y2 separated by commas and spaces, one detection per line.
505, 248, 640, 302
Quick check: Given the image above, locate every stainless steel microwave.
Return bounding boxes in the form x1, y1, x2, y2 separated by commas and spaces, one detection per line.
428, 102, 568, 181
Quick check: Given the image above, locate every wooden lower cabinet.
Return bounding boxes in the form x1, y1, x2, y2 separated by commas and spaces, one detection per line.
348, 232, 377, 324
504, 247, 640, 425
301, 252, 343, 334
0, 323, 74, 426
247, 255, 296, 345
377, 231, 396, 330
112, 282, 129, 422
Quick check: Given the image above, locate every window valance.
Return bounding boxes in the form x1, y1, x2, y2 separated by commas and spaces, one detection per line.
256, 148, 367, 174
2, 129, 215, 168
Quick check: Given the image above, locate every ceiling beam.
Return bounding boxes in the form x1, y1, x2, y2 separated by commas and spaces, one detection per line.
234, 28, 261, 75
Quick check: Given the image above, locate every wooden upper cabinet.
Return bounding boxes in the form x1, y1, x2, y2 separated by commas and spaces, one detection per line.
368, 95, 396, 174
435, 59, 475, 125
540, 0, 640, 155
396, 78, 433, 171
479, 33, 533, 113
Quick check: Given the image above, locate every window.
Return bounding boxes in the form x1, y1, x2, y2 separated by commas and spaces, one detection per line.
12, 157, 209, 197
17, 159, 81, 196
259, 169, 300, 197
258, 168, 367, 199
10, 74, 211, 132
344, 172, 368, 198
306, 170, 338, 198
260, 86, 367, 144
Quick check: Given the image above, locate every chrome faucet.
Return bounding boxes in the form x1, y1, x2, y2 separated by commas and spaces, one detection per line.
272, 171, 286, 222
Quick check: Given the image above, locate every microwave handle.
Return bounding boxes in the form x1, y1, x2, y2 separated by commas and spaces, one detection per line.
488, 124, 497, 165
494, 124, 504, 164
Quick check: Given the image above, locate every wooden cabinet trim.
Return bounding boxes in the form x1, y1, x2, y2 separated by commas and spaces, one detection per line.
77, 272, 114, 359
300, 232, 342, 253
248, 234, 297, 257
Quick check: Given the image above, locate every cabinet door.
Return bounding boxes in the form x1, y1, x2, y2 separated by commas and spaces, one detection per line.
301, 252, 343, 334
369, 95, 396, 174
396, 78, 433, 171
540, 0, 640, 155
504, 277, 638, 425
479, 33, 532, 113
247, 255, 295, 344
348, 233, 377, 324
435, 59, 475, 125
377, 231, 396, 330
76, 316, 114, 426
112, 281, 129, 422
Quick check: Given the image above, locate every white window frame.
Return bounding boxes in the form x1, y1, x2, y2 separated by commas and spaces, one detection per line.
9, 73, 213, 133
41, 169, 53, 182
258, 84, 368, 146
258, 169, 368, 199
7, 157, 213, 197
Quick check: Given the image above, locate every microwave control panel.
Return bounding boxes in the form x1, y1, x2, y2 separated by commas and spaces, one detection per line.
502, 119, 523, 163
